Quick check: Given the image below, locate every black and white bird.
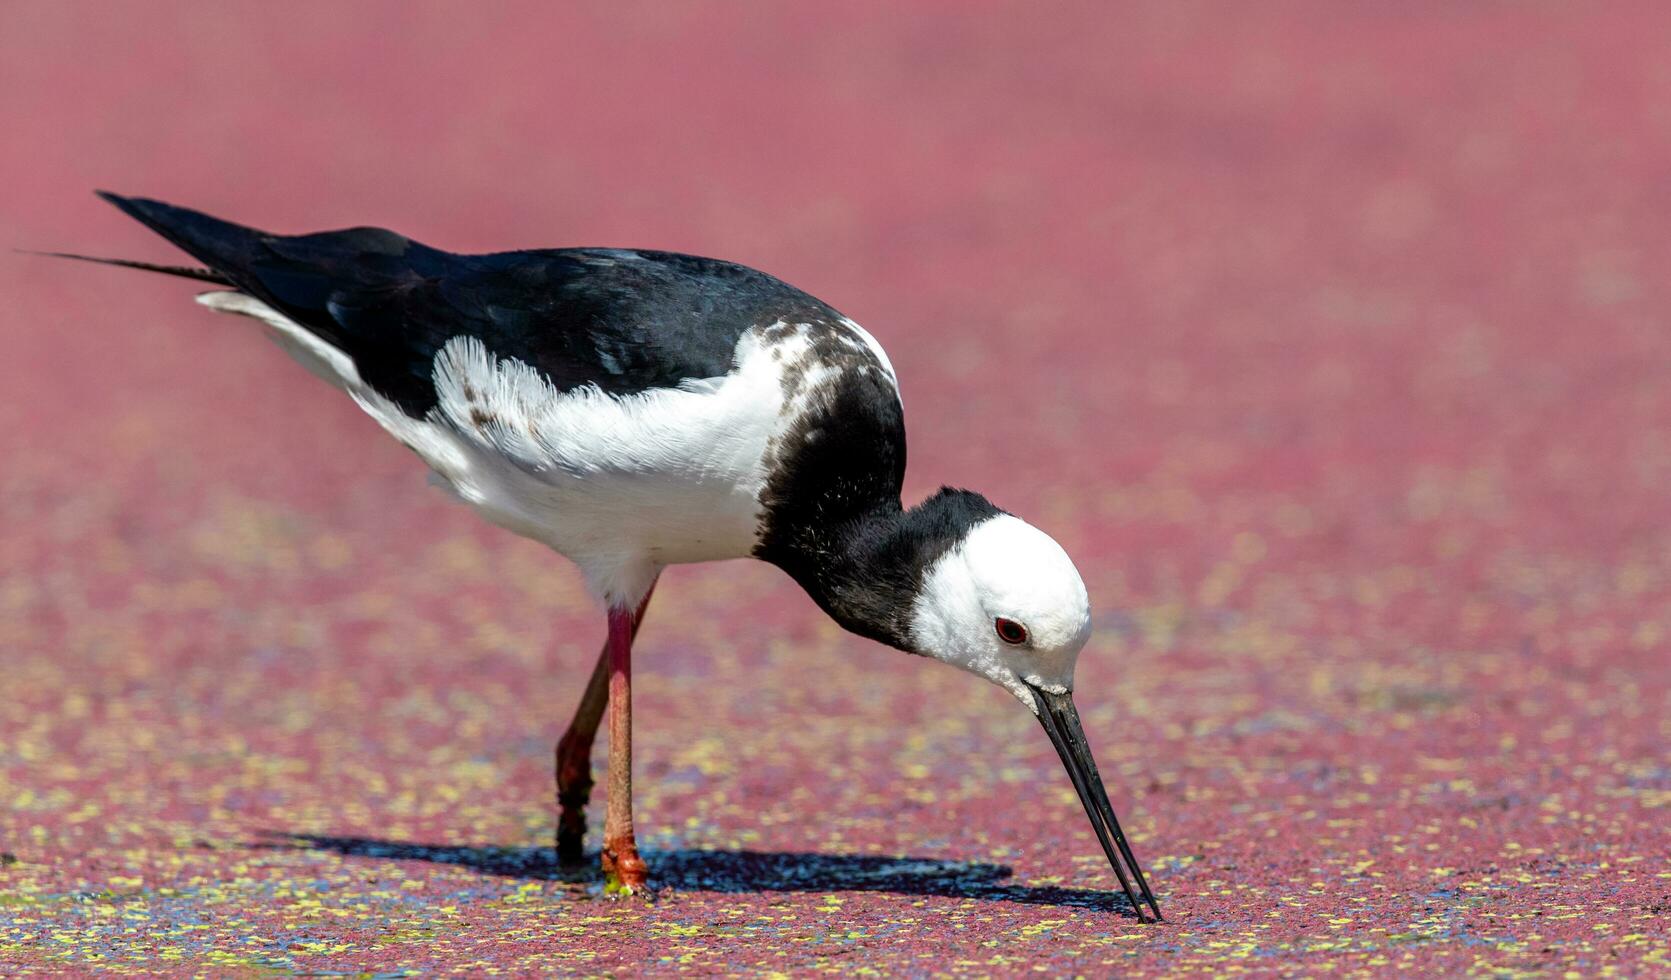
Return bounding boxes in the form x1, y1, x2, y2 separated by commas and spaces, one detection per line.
56, 192, 1161, 919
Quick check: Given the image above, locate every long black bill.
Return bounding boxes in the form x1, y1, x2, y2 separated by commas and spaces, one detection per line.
1030, 684, 1163, 922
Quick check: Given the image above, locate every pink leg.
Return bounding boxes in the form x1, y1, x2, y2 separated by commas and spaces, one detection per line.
554, 582, 656, 868
600, 597, 649, 892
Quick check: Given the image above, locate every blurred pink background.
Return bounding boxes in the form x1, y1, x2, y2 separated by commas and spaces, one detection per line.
4, 3, 1670, 973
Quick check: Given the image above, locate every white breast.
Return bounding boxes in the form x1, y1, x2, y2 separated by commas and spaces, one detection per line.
196, 292, 884, 605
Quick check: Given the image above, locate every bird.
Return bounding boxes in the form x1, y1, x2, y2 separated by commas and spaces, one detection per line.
49, 191, 1163, 920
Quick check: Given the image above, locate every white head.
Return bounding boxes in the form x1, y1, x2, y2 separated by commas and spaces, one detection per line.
894, 507, 1161, 919
788, 495, 1159, 917
908, 513, 1093, 713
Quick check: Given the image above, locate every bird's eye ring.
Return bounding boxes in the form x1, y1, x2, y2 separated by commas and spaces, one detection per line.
995, 617, 1028, 645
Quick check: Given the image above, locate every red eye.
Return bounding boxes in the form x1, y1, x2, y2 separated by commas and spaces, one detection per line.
995, 617, 1028, 645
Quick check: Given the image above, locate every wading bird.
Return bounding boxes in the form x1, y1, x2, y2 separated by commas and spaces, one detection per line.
54, 193, 1162, 919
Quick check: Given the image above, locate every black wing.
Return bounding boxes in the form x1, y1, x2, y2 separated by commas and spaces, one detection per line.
97, 192, 845, 416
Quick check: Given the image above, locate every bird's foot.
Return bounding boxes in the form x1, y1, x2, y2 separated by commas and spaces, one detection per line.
555, 818, 588, 868
600, 835, 649, 896
555, 734, 595, 867
555, 789, 591, 867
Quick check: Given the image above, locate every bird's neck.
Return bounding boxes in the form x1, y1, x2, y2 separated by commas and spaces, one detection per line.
757, 487, 1004, 652
749, 358, 915, 646
759, 500, 923, 651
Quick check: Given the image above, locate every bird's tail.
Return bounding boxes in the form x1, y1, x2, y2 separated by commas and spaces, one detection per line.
29, 190, 279, 287
92, 191, 272, 278
21, 249, 232, 285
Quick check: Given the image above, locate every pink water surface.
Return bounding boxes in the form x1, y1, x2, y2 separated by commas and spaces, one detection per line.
2, 3, 1668, 974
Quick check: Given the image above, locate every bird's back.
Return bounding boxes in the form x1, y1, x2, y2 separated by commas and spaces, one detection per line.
99, 194, 850, 415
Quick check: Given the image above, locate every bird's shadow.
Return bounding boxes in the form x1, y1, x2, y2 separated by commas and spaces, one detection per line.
254, 832, 1140, 915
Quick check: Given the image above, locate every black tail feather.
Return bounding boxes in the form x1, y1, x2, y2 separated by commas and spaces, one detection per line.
22, 249, 234, 285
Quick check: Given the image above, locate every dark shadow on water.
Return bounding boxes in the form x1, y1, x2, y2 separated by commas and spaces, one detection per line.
253, 832, 1139, 914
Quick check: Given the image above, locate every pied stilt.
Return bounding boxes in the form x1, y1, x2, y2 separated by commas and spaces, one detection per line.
51, 192, 1162, 919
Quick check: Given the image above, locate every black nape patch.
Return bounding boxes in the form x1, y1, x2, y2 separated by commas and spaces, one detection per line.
898, 487, 1007, 542
757, 484, 1005, 654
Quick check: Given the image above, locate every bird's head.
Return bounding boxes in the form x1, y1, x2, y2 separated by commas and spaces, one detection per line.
899, 500, 1162, 920
907, 511, 1093, 711
770, 488, 1159, 917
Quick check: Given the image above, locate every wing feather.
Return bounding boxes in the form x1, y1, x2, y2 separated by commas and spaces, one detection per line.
96, 192, 844, 416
